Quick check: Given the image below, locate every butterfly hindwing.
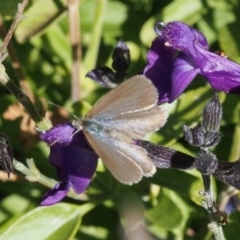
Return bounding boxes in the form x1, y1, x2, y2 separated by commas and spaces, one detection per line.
83, 129, 155, 184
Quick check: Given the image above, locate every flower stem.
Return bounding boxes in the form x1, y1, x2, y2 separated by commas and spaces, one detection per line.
0, 16, 35, 102
0, 0, 29, 57
0, 64, 52, 131
183, 94, 226, 239
200, 169, 225, 239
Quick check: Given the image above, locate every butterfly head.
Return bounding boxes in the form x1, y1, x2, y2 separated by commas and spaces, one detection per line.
72, 118, 84, 131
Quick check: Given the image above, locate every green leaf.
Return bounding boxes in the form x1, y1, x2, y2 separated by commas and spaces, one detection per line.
0, 193, 37, 234
146, 188, 191, 237
81, 0, 127, 35
196, 19, 217, 44
223, 212, 240, 238
163, 0, 205, 23
1, 194, 32, 215
222, 94, 240, 125
140, 17, 157, 47
150, 168, 202, 202
0, 0, 19, 18
0, 203, 93, 240
15, 0, 66, 42
83, 0, 108, 71
213, 2, 240, 62
43, 23, 72, 71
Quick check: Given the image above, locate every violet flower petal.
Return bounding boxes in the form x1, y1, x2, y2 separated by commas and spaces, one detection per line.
40, 122, 75, 145
161, 21, 240, 94
64, 146, 98, 193
194, 45, 240, 94
155, 21, 209, 50
42, 144, 98, 205
144, 38, 177, 103
46, 136, 98, 193
169, 54, 201, 102
161, 21, 209, 55
41, 182, 69, 206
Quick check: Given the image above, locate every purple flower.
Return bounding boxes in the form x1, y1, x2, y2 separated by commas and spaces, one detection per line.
40, 123, 98, 206
144, 21, 240, 103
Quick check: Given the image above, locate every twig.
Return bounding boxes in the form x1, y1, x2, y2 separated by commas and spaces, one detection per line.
0, 64, 51, 130
0, 17, 35, 102
0, 0, 29, 58
0, 65, 40, 123
0, 0, 51, 130
68, 0, 81, 102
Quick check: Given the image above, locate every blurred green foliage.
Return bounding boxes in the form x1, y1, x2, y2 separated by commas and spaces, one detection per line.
0, 0, 240, 239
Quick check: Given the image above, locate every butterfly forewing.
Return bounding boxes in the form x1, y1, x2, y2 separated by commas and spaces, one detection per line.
86, 75, 167, 138
86, 75, 159, 119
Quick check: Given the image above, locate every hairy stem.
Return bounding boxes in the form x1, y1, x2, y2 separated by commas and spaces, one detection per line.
0, 64, 51, 130
0, 0, 29, 58
0, 18, 35, 102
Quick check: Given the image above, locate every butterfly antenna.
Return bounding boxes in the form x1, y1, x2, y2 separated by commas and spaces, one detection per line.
49, 101, 84, 141
48, 101, 79, 120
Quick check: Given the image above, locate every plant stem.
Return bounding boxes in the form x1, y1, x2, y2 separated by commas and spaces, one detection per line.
0, 0, 29, 57
0, 64, 52, 131
84, 0, 108, 71
68, 0, 81, 102
0, 17, 35, 102
200, 173, 225, 239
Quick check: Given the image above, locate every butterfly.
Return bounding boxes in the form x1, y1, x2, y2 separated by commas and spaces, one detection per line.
72, 75, 167, 185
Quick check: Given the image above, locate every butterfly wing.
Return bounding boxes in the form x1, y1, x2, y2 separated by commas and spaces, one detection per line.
102, 106, 167, 139
87, 75, 158, 118
83, 130, 156, 185
86, 75, 167, 138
